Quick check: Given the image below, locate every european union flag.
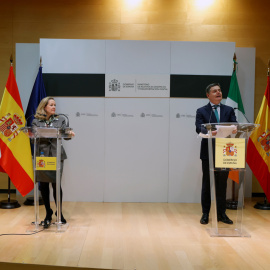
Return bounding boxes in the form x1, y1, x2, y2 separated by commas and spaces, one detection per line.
25, 66, 47, 126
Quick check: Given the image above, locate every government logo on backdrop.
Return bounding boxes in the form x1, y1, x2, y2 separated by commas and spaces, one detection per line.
109, 79, 121, 91
105, 74, 170, 97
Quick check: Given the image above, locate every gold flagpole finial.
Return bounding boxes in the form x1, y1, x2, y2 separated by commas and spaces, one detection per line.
10, 54, 13, 66
40, 56, 42, 67
233, 53, 237, 71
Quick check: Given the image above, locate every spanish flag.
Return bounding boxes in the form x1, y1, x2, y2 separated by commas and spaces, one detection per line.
0, 65, 34, 196
247, 75, 270, 201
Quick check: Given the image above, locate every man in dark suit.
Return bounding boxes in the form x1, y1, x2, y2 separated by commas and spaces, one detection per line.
195, 83, 237, 225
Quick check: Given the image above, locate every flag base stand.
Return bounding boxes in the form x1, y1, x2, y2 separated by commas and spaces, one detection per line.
226, 199, 238, 210
0, 177, 21, 209
24, 196, 44, 206
0, 199, 21, 209
254, 196, 270, 210
254, 202, 270, 210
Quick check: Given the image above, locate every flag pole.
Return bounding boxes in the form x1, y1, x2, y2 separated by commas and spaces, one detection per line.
254, 59, 270, 210
23, 58, 45, 206
233, 53, 237, 70
232, 53, 237, 203
0, 56, 21, 209
226, 53, 239, 210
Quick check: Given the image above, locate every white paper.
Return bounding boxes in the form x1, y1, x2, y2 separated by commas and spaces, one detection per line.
199, 125, 237, 138
215, 125, 237, 138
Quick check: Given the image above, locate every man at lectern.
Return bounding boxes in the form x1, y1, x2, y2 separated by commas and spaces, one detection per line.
32, 97, 75, 228
195, 83, 237, 225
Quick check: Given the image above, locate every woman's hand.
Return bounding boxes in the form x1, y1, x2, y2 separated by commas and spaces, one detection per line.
69, 131, 75, 137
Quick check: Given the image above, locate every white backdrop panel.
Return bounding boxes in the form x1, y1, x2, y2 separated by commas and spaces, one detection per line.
104, 98, 170, 202
168, 98, 206, 203
16, 40, 254, 202
40, 39, 106, 74
16, 43, 40, 111
106, 40, 171, 74
54, 97, 105, 202
171, 42, 235, 75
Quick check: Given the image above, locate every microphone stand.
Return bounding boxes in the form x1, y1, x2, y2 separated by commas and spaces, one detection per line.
226, 101, 250, 209
0, 177, 21, 209
234, 108, 250, 124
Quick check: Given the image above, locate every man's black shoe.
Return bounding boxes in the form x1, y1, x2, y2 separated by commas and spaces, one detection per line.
200, 213, 209, 224
217, 213, 233, 224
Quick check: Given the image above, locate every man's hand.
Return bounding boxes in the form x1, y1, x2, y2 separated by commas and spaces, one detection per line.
232, 128, 237, 134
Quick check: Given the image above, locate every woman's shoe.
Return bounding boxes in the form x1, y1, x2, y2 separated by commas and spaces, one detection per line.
55, 211, 67, 224
43, 208, 53, 229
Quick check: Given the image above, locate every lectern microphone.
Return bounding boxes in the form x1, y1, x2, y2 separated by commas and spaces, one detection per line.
233, 108, 250, 123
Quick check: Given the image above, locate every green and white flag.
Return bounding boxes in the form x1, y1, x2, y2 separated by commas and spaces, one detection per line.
226, 68, 247, 123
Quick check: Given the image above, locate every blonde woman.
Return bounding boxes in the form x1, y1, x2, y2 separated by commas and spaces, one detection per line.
32, 97, 75, 228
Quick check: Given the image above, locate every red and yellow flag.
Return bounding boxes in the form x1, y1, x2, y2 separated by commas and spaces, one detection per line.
247, 76, 270, 201
0, 65, 34, 196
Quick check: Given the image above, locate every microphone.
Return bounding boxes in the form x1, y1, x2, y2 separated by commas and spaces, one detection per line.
25, 114, 34, 120
233, 108, 250, 123
57, 113, 69, 127
204, 107, 214, 134
209, 104, 220, 123
208, 105, 220, 134
209, 107, 213, 124
25, 113, 41, 126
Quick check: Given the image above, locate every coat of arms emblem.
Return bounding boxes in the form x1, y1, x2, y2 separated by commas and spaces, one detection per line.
223, 142, 237, 156
0, 113, 23, 141
37, 159, 46, 168
109, 79, 120, 91
257, 130, 270, 155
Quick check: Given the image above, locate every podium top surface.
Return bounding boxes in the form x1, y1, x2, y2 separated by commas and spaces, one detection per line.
202, 122, 259, 132
21, 127, 73, 139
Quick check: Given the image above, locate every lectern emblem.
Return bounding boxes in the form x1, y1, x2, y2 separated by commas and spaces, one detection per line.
37, 159, 45, 168
223, 143, 237, 156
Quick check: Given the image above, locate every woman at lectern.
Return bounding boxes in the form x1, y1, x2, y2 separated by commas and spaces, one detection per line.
32, 97, 75, 228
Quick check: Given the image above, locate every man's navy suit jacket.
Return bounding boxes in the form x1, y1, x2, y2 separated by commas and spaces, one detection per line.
195, 102, 237, 160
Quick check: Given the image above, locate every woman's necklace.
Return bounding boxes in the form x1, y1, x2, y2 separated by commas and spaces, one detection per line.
45, 115, 56, 126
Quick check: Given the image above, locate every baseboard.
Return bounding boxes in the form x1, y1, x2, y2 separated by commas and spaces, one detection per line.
0, 262, 112, 270
252, 193, 265, 197
0, 189, 16, 194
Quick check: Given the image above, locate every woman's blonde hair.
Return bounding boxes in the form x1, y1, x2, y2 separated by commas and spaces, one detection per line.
34, 97, 55, 120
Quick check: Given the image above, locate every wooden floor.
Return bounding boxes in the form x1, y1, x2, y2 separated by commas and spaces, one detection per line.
0, 195, 270, 270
